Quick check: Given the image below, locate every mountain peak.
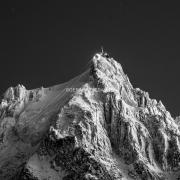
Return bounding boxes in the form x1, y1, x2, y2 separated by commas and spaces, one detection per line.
0, 53, 180, 180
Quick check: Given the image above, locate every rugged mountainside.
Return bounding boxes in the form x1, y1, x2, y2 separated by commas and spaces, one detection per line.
0, 53, 180, 180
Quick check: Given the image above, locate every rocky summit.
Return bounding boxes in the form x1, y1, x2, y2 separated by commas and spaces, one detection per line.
0, 52, 180, 180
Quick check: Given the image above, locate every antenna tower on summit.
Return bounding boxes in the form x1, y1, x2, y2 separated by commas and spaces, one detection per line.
101, 46, 104, 54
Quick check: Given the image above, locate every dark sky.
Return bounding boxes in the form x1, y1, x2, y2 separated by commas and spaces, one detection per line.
0, 1, 180, 117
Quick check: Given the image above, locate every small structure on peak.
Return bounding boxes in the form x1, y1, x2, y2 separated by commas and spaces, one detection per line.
93, 47, 110, 60
101, 46, 104, 54
100, 46, 110, 58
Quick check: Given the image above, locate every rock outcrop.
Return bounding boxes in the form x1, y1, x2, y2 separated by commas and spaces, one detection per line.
0, 52, 180, 179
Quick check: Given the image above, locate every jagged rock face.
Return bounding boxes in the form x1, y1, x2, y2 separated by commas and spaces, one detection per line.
1, 53, 180, 180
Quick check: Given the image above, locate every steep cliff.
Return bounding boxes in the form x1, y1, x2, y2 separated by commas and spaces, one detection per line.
0, 52, 180, 180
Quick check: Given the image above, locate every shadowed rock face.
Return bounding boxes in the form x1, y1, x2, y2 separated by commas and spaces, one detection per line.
1, 53, 180, 180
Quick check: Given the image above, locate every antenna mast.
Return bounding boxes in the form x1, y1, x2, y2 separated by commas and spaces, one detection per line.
101, 46, 104, 54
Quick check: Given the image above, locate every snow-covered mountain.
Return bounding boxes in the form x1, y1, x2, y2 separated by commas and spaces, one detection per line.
0, 52, 180, 180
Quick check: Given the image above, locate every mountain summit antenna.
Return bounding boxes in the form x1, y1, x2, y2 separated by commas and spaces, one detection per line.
100, 46, 110, 58
101, 46, 104, 54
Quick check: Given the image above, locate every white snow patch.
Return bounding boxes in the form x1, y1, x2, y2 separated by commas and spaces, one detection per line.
27, 154, 66, 180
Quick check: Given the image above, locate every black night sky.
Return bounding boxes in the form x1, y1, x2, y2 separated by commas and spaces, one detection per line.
0, 1, 180, 117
